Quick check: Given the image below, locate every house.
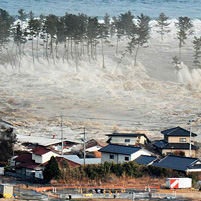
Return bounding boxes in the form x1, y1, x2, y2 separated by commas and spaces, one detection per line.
153, 126, 198, 157
31, 146, 58, 164
134, 155, 157, 165
13, 146, 59, 178
13, 147, 81, 179
99, 144, 152, 163
16, 134, 79, 153
152, 155, 201, 173
106, 133, 150, 146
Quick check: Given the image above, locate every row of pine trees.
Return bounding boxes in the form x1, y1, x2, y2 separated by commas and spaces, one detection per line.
0, 8, 201, 70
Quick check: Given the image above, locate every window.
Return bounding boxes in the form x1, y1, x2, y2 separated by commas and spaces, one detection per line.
125, 156, 129, 161
110, 155, 114, 159
125, 139, 130, 143
179, 138, 186, 142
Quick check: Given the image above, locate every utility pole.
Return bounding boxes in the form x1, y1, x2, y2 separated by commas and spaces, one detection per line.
61, 115, 63, 155
83, 127, 86, 165
189, 119, 193, 157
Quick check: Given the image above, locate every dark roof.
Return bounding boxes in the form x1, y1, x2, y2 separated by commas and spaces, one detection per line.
153, 155, 199, 171
42, 157, 80, 168
106, 133, 150, 142
32, 147, 51, 155
161, 126, 197, 137
162, 143, 198, 150
134, 155, 157, 165
14, 153, 32, 163
153, 140, 167, 148
99, 144, 141, 155
15, 162, 41, 170
14, 153, 41, 170
153, 140, 198, 150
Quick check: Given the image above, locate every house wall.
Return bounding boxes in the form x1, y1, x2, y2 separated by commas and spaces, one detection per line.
162, 149, 196, 157
101, 152, 131, 163
35, 170, 44, 179
10, 156, 17, 167
130, 149, 151, 160
26, 169, 35, 177
101, 152, 118, 163
167, 136, 192, 144
32, 151, 58, 164
109, 136, 147, 146
0, 167, 4, 175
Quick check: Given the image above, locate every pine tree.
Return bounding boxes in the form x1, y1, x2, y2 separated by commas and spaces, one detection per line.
18, 9, 27, 22
129, 13, 150, 66
175, 16, 193, 63
0, 128, 16, 162
0, 9, 13, 51
43, 156, 61, 181
155, 13, 170, 41
193, 36, 201, 69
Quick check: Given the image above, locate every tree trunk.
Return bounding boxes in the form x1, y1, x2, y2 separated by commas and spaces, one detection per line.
101, 38, 105, 68
134, 43, 140, 66
32, 36, 35, 63
116, 36, 119, 55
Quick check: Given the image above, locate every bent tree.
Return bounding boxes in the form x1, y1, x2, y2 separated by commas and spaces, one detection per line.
129, 13, 150, 66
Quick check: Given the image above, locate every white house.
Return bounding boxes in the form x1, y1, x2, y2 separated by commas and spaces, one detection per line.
32, 147, 58, 164
13, 146, 59, 178
99, 144, 152, 164
106, 133, 150, 146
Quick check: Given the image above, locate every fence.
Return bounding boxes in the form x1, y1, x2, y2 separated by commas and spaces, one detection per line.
4, 171, 48, 184
58, 192, 184, 200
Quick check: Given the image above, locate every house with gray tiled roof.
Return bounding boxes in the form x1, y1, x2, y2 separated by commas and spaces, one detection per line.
152, 155, 201, 173
153, 126, 198, 157
134, 155, 158, 165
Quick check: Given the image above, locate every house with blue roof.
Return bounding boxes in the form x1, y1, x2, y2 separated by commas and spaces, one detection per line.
134, 155, 158, 165
153, 126, 198, 157
152, 155, 201, 173
99, 144, 152, 163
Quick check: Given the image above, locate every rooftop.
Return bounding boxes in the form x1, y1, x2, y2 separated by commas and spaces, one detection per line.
17, 134, 80, 147
32, 147, 51, 155
14, 153, 32, 163
153, 140, 198, 150
99, 144, 141, 155
153, 155, 199, 171
134, 155, 157, 165
62, 155, 101, 165
107, 133, 147, 137
161, 126, 197, 137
